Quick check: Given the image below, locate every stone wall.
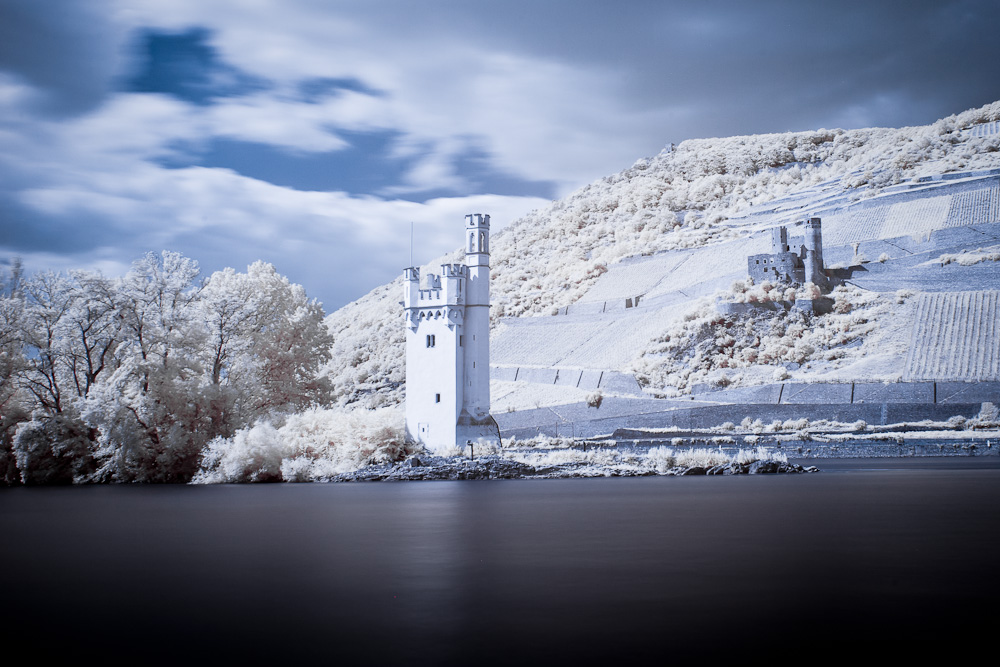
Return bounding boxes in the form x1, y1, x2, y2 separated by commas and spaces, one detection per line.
495, 381, 1000, 440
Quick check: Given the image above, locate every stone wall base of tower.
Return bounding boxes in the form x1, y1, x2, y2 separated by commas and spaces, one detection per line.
457, 414, 501, 447
404, 421, 459, 456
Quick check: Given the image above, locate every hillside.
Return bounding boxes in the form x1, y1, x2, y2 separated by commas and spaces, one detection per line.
323, 101, 1000, 421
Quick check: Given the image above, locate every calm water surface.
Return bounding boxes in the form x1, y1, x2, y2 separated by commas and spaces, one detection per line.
2, 458, 998, 664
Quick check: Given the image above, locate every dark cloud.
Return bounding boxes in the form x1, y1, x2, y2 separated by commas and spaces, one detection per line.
122, 28, 270, 105
0, 0, 124, 115
0, 194, 117, 256
641, 0, 1000, 135
352, 0, 1000, 137
449, 145, 557, 200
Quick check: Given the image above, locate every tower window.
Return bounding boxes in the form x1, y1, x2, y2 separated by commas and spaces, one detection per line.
459, 335, 463, 347
435, 393, 441, 403
426, 334, 436, 348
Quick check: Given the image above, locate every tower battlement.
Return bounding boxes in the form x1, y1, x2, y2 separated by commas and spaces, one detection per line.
441, 263, 466, 278
466, 213, 490, 228
403, 263, 468, 309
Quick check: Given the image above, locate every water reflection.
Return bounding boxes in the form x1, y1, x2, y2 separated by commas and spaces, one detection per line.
1, 460, 998, 663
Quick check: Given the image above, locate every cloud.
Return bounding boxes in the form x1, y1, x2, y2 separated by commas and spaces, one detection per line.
2, 0, 1000, 312
105, 1, 1000, 192
103, 1, 672, 192
4, 137, 547, 308
297, 77, 384, 102
0, 0, 127, 116
123, 27, 270, 105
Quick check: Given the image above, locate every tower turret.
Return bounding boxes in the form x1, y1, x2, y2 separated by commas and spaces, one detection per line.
803, 216, 825, 286
462, 213, 491, 422
771, 226, 789, 253
441, 263, 466, 306
403, 266, 420, 308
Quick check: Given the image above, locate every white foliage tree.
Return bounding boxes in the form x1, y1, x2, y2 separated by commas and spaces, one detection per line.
0, 260, 28, 483
80, 251, 207, 482
4, 250, 336, 484
200, 260, 333, 430
18, 271, 75, 414
62, 271, 121, 401
11, 268, 121, 483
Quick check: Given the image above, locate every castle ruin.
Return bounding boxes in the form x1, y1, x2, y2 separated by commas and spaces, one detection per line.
748, 217, 827, 289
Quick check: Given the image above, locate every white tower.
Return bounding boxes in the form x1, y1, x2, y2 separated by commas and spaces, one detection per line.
403, 214, 499, 453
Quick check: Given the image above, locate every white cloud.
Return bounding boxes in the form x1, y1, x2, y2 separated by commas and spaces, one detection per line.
8, 118, 546, 308
106, 0, 671, 193
61, 94, 202, 161
0, 2, 668, 310
206, 95, 349, 152
3, 1, 624, 309
0, 71, 42, 110
6, 0, 997, 312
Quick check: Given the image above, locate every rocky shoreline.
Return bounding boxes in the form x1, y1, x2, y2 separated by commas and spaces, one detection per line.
330, 454, 818, 482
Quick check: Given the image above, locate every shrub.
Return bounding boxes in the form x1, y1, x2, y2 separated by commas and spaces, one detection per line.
13, 414, 96, 485
586, 391, 604, 408
194, 407, 408, 483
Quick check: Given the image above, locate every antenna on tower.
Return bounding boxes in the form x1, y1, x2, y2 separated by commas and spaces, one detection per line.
409, 221, 414, 268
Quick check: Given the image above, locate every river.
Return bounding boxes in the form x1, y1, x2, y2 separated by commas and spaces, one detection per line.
1, 457, 997, 664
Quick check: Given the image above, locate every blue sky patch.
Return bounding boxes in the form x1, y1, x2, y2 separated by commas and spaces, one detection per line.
452, 146, 558, 200
297, 77, 383, 102
123, 27, 269, 104
158, 130, 557, 199
0, 194, 107, 254
159, 130, 415, 193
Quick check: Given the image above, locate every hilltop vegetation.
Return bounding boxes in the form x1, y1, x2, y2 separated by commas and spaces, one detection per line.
631, 283, 902, 395
323, 100, 1000, 408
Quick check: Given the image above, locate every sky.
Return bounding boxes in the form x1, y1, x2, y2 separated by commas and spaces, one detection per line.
2, 0, 1000, 312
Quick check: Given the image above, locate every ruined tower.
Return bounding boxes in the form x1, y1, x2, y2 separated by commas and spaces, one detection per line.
802, 216, 826, 287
